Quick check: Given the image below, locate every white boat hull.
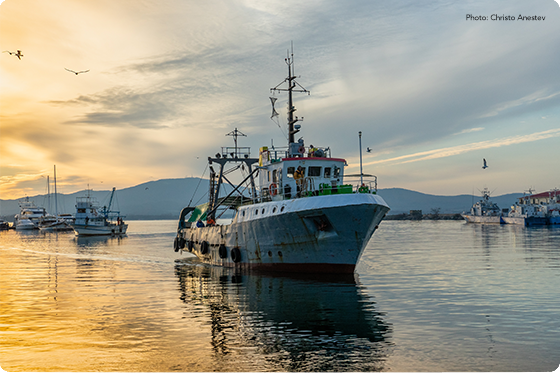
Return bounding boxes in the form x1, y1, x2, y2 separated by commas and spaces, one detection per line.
177, 193, 389, 273
72, 223, 128, 236
15, 219, 37, 230
461, 214, 502, 224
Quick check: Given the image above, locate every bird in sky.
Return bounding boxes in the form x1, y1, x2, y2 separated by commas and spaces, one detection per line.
65, 68, 90, 75
3, 50, 23, 59
366, 147, 372, 153
482, 158, 488, 169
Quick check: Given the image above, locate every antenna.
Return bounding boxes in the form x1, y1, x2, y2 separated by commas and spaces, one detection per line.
359, 131, 363, 185
270, 43, 310, 154
225, 128, 247, 158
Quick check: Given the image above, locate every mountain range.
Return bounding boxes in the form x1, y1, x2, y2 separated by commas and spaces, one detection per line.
0, 178, 524, 220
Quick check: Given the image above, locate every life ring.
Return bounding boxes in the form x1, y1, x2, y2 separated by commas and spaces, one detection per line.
269, 183, 278, 196
173, 237, 179, 252
231, 247, 241, 263
200, 241, 209, 254
298, 146, 305, 154
218, 244, 228, 259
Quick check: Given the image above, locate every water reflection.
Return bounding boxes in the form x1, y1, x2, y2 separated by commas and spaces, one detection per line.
464, 223, 560, 269
175, 259, 393, 371
74, 235, 125, 247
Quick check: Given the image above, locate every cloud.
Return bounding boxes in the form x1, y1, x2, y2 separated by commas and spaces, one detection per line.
454, 127, 485, 135
363, 128, 560, 166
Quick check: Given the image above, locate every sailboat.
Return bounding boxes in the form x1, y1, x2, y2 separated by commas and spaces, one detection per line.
39, 166, 73, 231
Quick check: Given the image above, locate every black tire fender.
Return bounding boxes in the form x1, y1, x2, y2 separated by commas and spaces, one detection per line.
231, 247, 241, 263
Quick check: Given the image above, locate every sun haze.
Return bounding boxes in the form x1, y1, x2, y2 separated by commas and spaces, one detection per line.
1, 0, 559, 199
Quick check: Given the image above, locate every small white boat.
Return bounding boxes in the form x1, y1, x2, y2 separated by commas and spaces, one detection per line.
39, 215, 73, 232
14, 197, 47, 230
15, 218, 36, 230
71, 188, 127, 236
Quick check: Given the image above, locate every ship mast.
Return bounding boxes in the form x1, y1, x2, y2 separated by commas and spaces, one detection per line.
271, 44, 309, 156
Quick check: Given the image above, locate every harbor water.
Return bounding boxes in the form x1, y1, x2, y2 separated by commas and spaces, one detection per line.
1, 220, 559, 371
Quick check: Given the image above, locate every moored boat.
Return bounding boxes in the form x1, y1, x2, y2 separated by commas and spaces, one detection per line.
173, 48, 390, 274
0, 218, 14, 230
461, 188, 503, 224
14, 197, 47, 230
71, 188, 127, 236
38, 166, 73, 232
503, 189, 560, 226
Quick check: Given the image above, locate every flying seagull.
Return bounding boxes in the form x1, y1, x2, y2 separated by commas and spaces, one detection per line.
65, 68, 90, 75
482, 158, 488, 169
366, 147, 372, 153
3, 50, 23, 59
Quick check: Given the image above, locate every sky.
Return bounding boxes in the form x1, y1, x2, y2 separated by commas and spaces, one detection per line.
1, 0, 560, 200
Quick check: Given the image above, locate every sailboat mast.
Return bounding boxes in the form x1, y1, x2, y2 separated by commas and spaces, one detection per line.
47, 175, 50, 212
54, 165, 58, 217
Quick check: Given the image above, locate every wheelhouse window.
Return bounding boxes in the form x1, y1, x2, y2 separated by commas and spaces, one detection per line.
287, 167, 295, 176
334, 166, 341, 178
324, 167, 331, 178
308, 166, 321, 177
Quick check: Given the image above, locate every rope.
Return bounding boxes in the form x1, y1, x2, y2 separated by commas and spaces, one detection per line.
187, 162, 208, 208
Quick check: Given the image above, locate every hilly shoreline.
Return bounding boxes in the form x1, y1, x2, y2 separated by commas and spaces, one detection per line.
0, 178, 523, 221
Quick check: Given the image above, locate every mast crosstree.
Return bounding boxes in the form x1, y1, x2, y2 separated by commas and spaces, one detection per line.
270, 45, 310, 156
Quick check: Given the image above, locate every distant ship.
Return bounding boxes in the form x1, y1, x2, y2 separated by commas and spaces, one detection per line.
71, 188, 128, 236
463, 188, 560, 226
173, 48, 390, 274
502, 189, 560, 226
461, 188, 503, 224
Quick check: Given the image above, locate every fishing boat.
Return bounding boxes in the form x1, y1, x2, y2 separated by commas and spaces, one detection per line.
461, 188, 503, 224
173, 49, 390, 274
502, 189, 559, 226
14, 197, 47, 230
71, 188, 127, 236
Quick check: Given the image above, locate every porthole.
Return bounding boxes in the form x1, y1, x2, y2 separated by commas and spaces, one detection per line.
278, 251, 283, 257
280, 206, 285, 212
242, 211, 245, 217
272, 207, 277, 213
262, 208, 265, 214
255, 209, 258, 215
268, 251, 272, 257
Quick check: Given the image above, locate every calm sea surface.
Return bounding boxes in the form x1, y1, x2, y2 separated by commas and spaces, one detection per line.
1, 220, 559, 372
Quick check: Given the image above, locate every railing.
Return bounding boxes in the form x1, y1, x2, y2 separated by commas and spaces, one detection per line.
245, 175, 378, 204
261, 145, 332, 162
344, 175, 378, 194
220, 146, 251, 159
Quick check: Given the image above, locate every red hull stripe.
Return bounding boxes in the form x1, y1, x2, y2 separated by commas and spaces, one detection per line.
281, 157, 347, 163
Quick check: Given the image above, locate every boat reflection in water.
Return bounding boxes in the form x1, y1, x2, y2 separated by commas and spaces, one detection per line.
174, 258, 393, 371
